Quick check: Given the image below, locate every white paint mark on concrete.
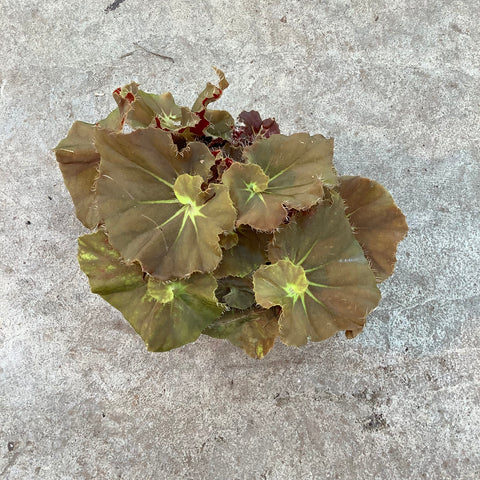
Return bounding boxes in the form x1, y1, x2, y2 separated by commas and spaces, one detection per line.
0, 79, 6, 98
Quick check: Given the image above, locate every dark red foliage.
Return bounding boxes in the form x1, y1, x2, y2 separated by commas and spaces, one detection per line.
180, 91, 222, 137
232, 110, 280, 146
209, 156, 233, 184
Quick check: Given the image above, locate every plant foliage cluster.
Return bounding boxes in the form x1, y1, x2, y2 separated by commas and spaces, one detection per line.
55, 69, 408, 359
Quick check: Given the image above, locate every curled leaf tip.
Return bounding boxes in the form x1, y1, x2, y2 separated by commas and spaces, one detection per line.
338, 176, 408, 282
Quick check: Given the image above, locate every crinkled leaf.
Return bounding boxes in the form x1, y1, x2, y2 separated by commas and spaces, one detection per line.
338, 176, 408, 282
203, 307, 279, 359
78, 231, 223, 351
95, 127, 236, 280
184, 67, 231, 138
238, 110, 280, 137
215, 226, 270, 278
113, 83, 199, 131
223, 133, 337, 230
113, 74, 232, 139
112, 82, 138, 121
254, 193, 381, 346
233, 110, 280, 145
192, 67, 228, 112
208, 154, 234, 183
54, 109, 123, 229
221, 143, 243, 163
215, 276, 256, 310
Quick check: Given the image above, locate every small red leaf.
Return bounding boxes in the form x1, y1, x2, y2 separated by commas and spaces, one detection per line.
233, 110, 280, 146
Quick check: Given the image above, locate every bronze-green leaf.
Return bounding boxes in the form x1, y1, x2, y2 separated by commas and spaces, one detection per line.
215, 276, 256, 310
338, 176, 408, 282
204, 307, 279, 359
204, 109, 235, 140
254, 193, 381, 346
95, 127, 236, 279
223, 133, 337, 231
54, 109, 123, 228
113, 82, 199, 131
192, 67, 229, 112
214, 226, 270, 278
222, 163, 287, 231
78, 231, 223, 351
188, 67, 234, 139
218, 231, 239, 250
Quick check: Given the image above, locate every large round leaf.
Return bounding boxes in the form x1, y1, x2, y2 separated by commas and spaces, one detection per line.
95, 127, 236, 280
338, 176, 408, 282
78, 231, 223, 352
254, 193, 381, 346
54, 109, 123, 228
223, 133, 337, 231
222, 163, 287, 231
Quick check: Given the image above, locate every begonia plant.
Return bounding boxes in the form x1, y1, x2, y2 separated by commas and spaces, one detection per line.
55, 69, 408, 359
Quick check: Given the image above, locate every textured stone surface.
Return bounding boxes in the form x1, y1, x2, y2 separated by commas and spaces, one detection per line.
1, 1, 479, 478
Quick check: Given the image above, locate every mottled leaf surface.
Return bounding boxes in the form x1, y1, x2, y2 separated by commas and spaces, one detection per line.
78, 231, 223, 351
204, 307, 279, 359
78, 230, 145, 295
339, 176, 408, 282
54, 110, 122, 228
95, 127, 235, 279
254, 194, 381, 346
224, 134, 336, 230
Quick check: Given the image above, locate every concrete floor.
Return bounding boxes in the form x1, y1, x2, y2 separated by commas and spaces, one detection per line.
1, 0, 479, 478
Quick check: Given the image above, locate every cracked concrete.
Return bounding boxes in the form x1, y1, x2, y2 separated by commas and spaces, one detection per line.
1, 0, 479, 478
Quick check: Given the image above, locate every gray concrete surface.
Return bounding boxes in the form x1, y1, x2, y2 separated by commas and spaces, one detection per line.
1, 0, 479, 478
